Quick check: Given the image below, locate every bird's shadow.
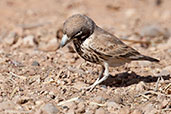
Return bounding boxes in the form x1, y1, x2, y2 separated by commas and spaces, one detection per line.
101, 71, 170, 87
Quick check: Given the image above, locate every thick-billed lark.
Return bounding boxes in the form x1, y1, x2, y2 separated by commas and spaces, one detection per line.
60, 14, 159, 91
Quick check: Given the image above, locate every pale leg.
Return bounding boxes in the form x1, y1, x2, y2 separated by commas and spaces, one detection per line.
87, 62, 109, 91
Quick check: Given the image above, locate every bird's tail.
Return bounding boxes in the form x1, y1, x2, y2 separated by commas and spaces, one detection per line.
133, 55, 159, 62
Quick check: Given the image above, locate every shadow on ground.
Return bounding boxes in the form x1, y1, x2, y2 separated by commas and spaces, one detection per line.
102, 71, 170, 87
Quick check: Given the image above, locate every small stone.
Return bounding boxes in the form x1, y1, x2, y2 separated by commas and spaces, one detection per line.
111, 96, 123, 104
142, 103, 157, 114
138, 61, 151, 67
73, 81, 87, 90
4, 32, 18, 45
136, 81, 146, 92
17, 97, 29, 105
94, 96, 104, 103
125, 8, 136, 18
160, 99, 169, 109
22, 35, 36, 47
163, 66, 171, 72
48, 91, 56, 99
10, 60, 24, 67
95, 108, 106, 114
118, 107, 130, 114
41, 103, 59, 114
32, 61, 40, 66
85, 109, 94, 114
107, 101, 120, 109
158, 69, 170, 76
35, 100, 44, 106
140, 25, 163, 37
62, 101, 77, 110
77, 102, 85, 113
161, 10, 171, 21
132, 109, 143, 114
0, 101, 19, 110
66, 109, 75, 114
39, 38, 59, 51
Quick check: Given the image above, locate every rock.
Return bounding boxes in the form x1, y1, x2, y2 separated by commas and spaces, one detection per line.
160, 99, 169, 109
161, 10, 171, 21
0, 101, 17, 110
132, 109, 143, 114
140, 24, 170, 38
107, 101, 120, 109
32, 61, 40, 66
22, 35, 36, 47
94, 96, 104, 104
35, 100, 44, 106
73, 81, 87, 90
163, 66, 171, 72
138, 61, 151, 67
62, 101, 77, 110
158, 69, 170, 76
48, 91, 56, 99
85, 109, 94, 114
77, 102, 85, 113
39, 38, 59, 51
142, 103, 158, 114
117, 107, 130, 114
125, 8, 136, 18
136, 81, 146, 92
95, 108, 106, 114
4, 32, 18, 45
41, 103, 59, 114
111, 96, 123, 104
66, 109, 75, 114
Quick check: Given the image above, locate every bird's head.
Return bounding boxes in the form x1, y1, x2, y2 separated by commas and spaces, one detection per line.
60, 14, 95, 48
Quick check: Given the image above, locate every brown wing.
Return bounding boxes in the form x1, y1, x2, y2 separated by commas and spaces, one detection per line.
89, 27, 142, 61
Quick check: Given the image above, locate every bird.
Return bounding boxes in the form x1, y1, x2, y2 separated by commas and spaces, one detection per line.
59, 14, 159, 91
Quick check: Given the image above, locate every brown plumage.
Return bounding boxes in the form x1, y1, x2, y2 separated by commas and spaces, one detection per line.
60, 14, 159, 91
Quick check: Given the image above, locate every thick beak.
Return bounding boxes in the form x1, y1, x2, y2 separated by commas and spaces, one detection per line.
60, 34, 69, 48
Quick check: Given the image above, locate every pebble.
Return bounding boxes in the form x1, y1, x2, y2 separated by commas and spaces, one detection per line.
136, 81, 146, 92
0, 101, 17, 110
66, 109, 75, 114
117, 107, 130, 114
77, 102, 85, 113
73, 81, 87, 90
132, 109, 143, 114
62, 101, 77, 110
138, 61, 151, 67
125, 8, 136, 18
107, 101, 120, 109
94, 96, 104, 103
38, 38, 59, 51
160, 99, 169, 109
48, 91, 56, 99
95, 108, 106, 114
85, 109, 94, 114
22, 35, 36, 47
35, 100, 44, 106
163, 65, 171, 72
41, 103, 59, 114
142, 103, 157, 114
32, 61, 40, 66
158, 69, 170, 76
140, 24, 168, 38
4, 32, 18, 45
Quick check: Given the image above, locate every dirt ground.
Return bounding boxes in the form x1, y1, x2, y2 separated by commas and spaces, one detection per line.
0, 0, 171, 114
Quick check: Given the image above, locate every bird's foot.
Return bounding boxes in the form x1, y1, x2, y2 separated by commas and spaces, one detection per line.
81, 83, 97, 92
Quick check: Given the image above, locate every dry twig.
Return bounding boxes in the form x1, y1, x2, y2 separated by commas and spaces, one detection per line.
57, 97, 80, 106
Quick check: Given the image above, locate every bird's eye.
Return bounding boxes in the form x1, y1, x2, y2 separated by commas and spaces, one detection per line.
74, 31, 83, 38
